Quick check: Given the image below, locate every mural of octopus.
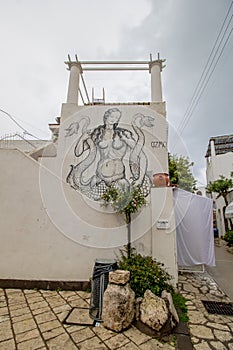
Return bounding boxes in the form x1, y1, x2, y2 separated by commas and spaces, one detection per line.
65, 108, 155, 200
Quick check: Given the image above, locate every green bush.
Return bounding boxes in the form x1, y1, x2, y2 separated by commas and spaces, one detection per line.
118, 247, 174, 298
223, 230, 233, 246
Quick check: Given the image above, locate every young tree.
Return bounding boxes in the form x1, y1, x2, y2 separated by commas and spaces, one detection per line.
168, 154, 197, 192
206, 174, 233, 230
101, 185, 147, 258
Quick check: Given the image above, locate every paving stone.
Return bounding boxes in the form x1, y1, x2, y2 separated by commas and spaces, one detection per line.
69, 299, 89, 308
183, 284, 199, 294
188, 311, 207, 324
210, 341, 227, 349
47, 301, 67, 308
178, 276, 187, 282
70, 327, 95, 343
206, 322, 230, 331
58, 291, 77, 299
7, 296, 25, 305
0, 307, 8, 316
67, 295, 82, 302
42, 326, 66, 340
40, 291, 57, 296
77, 291, 91, 299
34, 310, 57, 324
46, 333, 78, 349
17, 336, 45, 350
213, 329, 233, 342
189, 325, 213, 339
117, 342, 139, 349
6, 289, 23, 294
187, 305, 196, 310
91, 325, 116, 340
13, 318, 37, 334
104, 333, 130, 349
31, 306, 50, 316
24, 295, 45, 303
192, 337, 199, 344
0, 321, 13, 341
38, 319, 62, 333
0, 338, 15, 349
193, 340, 212, 349
10, 307, 31, 317
0, 301, 7, 308
0, 314, 10, 323
24, 290, 39, 294
29, 301, 48, 310
8, 302, 28, 311
44, 296, 64, 303
15, 328, 41, 343
78, 336, 108, 350
57, 310, 71, 321
52, 304, 71, 314
228, 343, 233, 350
12, 312, 33, 323
64, 324, 86, 334
139, 338, 174, 349
123, 325, 151, 345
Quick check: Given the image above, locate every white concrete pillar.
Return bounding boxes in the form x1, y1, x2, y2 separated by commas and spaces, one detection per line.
66, 63, 82, 104
150, 61, 163, 103
210, 140, 216, 157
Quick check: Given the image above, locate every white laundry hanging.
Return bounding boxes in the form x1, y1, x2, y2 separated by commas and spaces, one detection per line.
173, 188, 215, 267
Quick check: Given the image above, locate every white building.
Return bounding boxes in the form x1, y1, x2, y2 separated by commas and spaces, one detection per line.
0, 55, 178, 289
205, 135, 233, 236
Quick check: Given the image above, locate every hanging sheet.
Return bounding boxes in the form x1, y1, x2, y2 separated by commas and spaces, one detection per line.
173, 188, 215, 267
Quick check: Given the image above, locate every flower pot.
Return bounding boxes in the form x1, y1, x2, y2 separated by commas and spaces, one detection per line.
153, 173, 169, 187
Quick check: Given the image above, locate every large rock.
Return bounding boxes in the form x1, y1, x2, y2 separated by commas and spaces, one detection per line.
102, 282, 135, 332
140, 289, 169, 331
109, 270, 130, 285
136, 289, 179, 339
161, 290, 179, 327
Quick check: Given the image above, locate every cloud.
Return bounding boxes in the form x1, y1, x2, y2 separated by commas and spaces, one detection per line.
0, 0, 232, 185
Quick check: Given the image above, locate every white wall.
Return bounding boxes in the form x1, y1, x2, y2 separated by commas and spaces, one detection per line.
206, 151, 233, 236
0, 103, 178, 286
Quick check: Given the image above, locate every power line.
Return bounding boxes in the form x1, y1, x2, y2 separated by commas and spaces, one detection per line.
0, 108, 47, 140
179, 25, 233, 135
176, 2, 233, 138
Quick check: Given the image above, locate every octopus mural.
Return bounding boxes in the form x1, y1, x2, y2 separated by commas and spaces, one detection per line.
65, 108, 154, 200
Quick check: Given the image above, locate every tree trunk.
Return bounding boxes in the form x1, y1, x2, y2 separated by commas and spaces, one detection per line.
126, 212, 131, 259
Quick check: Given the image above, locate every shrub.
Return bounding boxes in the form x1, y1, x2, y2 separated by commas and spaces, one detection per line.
117, 247, 174, 298
223, 230, 233, 246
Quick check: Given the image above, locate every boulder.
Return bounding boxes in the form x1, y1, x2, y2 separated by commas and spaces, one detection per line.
102, 282, 135, 332
140, 289, 169, 331
109, 270, 130, 285
135, 289, 179, 339
161, 290, 179, 327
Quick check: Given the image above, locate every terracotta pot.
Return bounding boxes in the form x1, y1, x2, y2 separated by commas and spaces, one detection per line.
153, 173, 169, 187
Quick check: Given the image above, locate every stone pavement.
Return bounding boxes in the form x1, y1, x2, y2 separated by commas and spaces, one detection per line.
0, 272, 233, 350
179, 272, 233, 350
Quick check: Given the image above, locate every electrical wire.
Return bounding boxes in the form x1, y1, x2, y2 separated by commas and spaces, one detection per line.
0, 108, 47, 140
176, 2, 233, 138
179, 25, 233, 135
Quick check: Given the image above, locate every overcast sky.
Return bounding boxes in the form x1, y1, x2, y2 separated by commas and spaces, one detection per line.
0, 0, 232, 186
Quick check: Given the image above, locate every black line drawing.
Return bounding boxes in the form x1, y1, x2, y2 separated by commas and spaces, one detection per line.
65, 108, 154, 200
